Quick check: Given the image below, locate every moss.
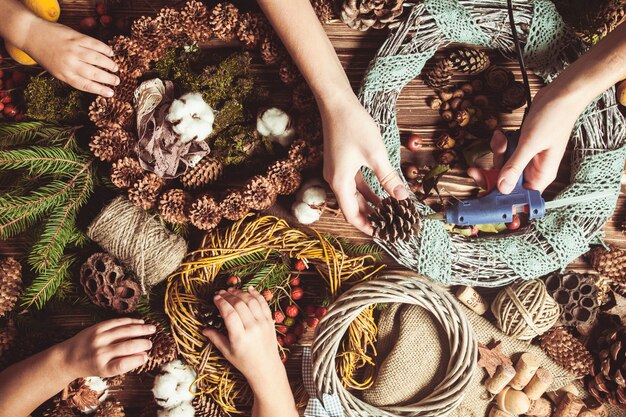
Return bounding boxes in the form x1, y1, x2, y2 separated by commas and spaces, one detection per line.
24, 75, 84, 122
212, 99, 245, 133
212, 125, 263, 166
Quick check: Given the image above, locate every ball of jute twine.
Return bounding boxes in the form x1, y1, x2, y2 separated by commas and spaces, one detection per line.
491, 279, 561, 341
87, 196, 187, 292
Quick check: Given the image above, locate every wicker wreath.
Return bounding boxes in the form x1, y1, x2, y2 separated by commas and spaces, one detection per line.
311, 273, 477, 417
359, 0, 626, 287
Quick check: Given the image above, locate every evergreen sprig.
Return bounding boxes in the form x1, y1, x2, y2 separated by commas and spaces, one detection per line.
20, 255, 75, 310
246, 261, 291, 291
0, 122, 80, 149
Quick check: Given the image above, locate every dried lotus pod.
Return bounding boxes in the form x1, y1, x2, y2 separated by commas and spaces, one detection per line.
545, 271, 598, 328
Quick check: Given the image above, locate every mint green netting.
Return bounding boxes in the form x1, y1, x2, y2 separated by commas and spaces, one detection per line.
358, 0, 626, 287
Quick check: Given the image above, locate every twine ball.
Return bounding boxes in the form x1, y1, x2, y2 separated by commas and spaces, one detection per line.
87, 196, 188, 291
491, 280, 560, 341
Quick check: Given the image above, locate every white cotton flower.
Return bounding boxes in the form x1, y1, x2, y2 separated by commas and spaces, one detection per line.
301, 186, 327, 206
292, 201, 322, 225
295, 179, 325, 201
153, 360, 197, 409
157, 401, 196, 417
80, 376, 109, 414
166, 92, 215, 143
256, 107, 295, 147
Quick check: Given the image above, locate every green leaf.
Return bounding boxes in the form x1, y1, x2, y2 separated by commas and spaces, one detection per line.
462, 139, 492, 167
20, 256, 74, 310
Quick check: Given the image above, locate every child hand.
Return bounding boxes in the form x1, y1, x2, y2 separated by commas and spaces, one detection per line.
24, 19, 119, 97
202, 287, 283, 388
59, 318, 155, 379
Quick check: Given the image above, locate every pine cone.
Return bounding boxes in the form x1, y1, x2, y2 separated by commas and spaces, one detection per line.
539, 327, 594, 377
220, 191, 249, 221
243, 176, 277, 211
89, 97, 133, 130
279, 58, 302, 86
180, 157, 223, 190
154, 7, 185, 45
43, 399, 80, 417
158, 189, 191, 224
288, 139, 322, 170
312, 0, 338, 23
110, 36, 150, 79
588, 245, 626, 296
483, 65, 514, 93
556, 0, 626, 44
128, 173, 165, 210
500, 81, 527, 112
194, 394, 227, 417
292, 82, 315, 111
295, 113, 323, 144
340, 0, 404, 31
447, 48, 490, 74
267, 160, 302, 195
90, 128, 133, 162
114, 73, 140, 105
237, 12, 265, 48
369, 197, 420, 243
260, 32, 286, 65
586, 326, 626, 409
134, 320, 177, 374
0, 257, 21, 317
63, 378, 102, 412
423, 58, 454, 89
0, 319, 16, 358
95, 400, 125, 417
111, 157, 144, 189
189, 195, 223, 231
180, 0, 212, 44
209, 2, 239, 40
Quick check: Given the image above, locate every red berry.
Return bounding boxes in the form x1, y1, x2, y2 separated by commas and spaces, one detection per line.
470, 226, 479, 237
3, 104, 17, 118
275, 325, 288, 334
284, 333, 297, 346
306, 317, 320, 328
283, 317, 295, 327
273, 311, 285, 324
289, 276, 301, 286
99, 15, 113, 27
0, 69, 4, 79
0, 102, 4, 113
14, 113, 25, 121
291, 287, 304, 301
294, 259, 306, 271
404, 164, 419, 180
294, 323, 305, 337
261, 289, 273, 302
80, 16, 98, 32
11, 71, 26, 85
1, 95, 11, 104
226, 275, 241, 287
4, 79, 14, 91
506, 214, 521, 230
285, 304, 299, 318
406, 133, 423, 152
276, 335, 284, 347
115, 16, 130, 32
304, 305, 316, 317
315, 306, 328, 319
280, 351, 288, 363
95, 2, 109, 16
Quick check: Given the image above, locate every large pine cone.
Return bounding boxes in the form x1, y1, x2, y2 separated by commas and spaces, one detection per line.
134, 320, 177, 374
260, 32, 286, 66
189, 195, 223, 231
90, 128, 133, 163
423, 58, 454, 89
500, 81, 527, 112
194, 394, 227, 417
0, 319, 16, 358
180, 157, 224, 190
80, 253, 142, 313
180, 0, 212, 44
111, 157, 144, 190
369, 197, 420, 243
220, 191, 249, 221
88, 97, 133, 130
244, 176, 277, 211
158, 189, 191, 224
43, 399, 80, 417
588, 244, 626, 296
483, 65, 514, 93
587, 326, 626, 409
128, 173, 165, 210
209, 2, 239, 40
539, 327, 594, 377
0, 257, 21, 317
447, 48, 490, 74
237, 12, 266, 48
340, 0, 404, 31
312, 0, 338, 23
267, 160, 302, 195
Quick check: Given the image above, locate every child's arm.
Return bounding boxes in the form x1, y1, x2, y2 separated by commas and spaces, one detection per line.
203, 287, 299, 417
0, 0, 119, 97
0, 318, 155, 417
498, 22, 626, 194
256, 0, 408, 236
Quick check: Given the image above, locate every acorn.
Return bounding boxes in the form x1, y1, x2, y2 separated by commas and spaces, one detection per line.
449, 97, 462, 110
441, 110, 454, 122
471, 79, 484, 93
428, 97, 443, 110
460, 99, 472, 110
455, 109, 471, 127
438, 89, 454, 102
460, 82, 473, 95
484, 114, 499, 131
452, 88, 465, 98
438, 150, 458, 165
473, 95, 489, 107
436, 133, 456, 150
440, 101, 451, 111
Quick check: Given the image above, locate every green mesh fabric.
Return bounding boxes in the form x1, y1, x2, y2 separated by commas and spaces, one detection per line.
424, 0, 490, 45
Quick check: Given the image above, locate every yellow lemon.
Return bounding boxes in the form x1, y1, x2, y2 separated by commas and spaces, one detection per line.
22, 0, 60, 22
5, 42, 37, 66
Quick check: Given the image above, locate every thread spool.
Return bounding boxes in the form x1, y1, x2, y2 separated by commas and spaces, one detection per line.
489, 407, 515, 417
496, 387, 531, 415
554, 393, 584, 417
87, 196, 188, 291
456, 286, 489, 315
485, 364, 516, 394
510, 353, 540, 390
491, 280, 561, 340
523, 367, 554, 400
527, 398, 552, 417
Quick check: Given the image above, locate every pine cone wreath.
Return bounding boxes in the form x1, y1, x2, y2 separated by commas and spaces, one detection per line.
128, 173, 165, 210
267, 160, 302, 195
0, 319, 16, 358
90, 128, 133, 163
158, 189, 191, 224
0, 257, 21, 317
135, 320, 177, 374
220, 191, 250, 221
292, 82, 315, 111
312, 0, 338, 23
180, 0, 212, 44
260, 32, 286, 66
88, 97, 133, 130
587, 326, 626, 409
369, 197, 420, 243
340, 0, 404, 31
180, 157, 224, 190
209, 2, 239, 40
237, 12, 266, 48
447, 48, 490, 74
243, 176, 277, 211
279, 58, 303, 86
95, 400, 125, 417
423, 58, 454, 89
539, 327, 594, 377
189, 195, 223, 231
588, 244, 626, 296
111, 157, 144, 189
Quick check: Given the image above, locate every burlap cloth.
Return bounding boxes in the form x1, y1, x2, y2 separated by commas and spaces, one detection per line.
362, 303, 577, 417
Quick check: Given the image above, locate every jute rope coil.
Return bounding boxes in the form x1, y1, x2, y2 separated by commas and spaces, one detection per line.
491, 279, 561, 341
311, 274, 477, 417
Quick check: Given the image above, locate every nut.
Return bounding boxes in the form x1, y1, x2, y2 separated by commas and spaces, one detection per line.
436, 133, 456, 150
460, 82, 473, 95
473, 94, 489, 107
452, 88, 465, 98
438, 89, 454, 102
438, 150, 457, 165
441, 110, 454, 122
484, 114, 498, 130
471, 79, 484, 93
455, 109, 471, 127
460, 99, 472, 110
449, 97, 463, 110
441, 101, 451, 111
428, 97, 443, 110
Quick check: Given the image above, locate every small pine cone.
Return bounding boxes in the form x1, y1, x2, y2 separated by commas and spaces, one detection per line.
288, 140, 322, 169
154, 7, 185, 45
180, 0, 212, 44
180, 157, 224, 190
209, 2, 239, 40
110, 36, 150, 78
95, 399, 125, 417
111, 157, 144, 189
586, 326, 626, 409
134, 320, 177, 373
128, 173, 165, 210
90, 128, 133, 162
539, 327, 594, 377
194, 394, 227, 417
0, 257, 21, 317
267, 160, 302, 195
244, 176, 277, 211
292, 82, 315, 111
129, 18, 167, 62
220, 191, 250, 221
279, 58, 302, 86
447, 48, 490, 74
369, 197, 420, 243
43, 399, 79, 417
158, 189, 191, 224
312, 0, 338, 23
295, 113, 323, 144
500, 81, 527, 112
483, 65, 514, 93
0, 320, 16, 358
237, 12, 265, 48
189, 195, 223, 231
341, 0, 404, 31
588, 245, 626, 296
260, 32, 286, 65
423, 58, 454, 89
593, 274, 613, 305
88, 97, 133, 130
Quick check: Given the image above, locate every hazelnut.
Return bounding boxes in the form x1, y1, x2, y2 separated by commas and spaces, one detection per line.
460, 82, 473, 95
471, 79, 484, 93
436, 133, 456, 150
455, 109, 471, 127
484, 114, 498, 130
438, 89, 454, 102
441, 101, 451, 111
428, 97, 443, 110
449, 97, 463, 110
438, 150, 458, 165
460, 99, 472, 110
441, 110, 454, 122
473, 95, 489, 108
452, 88, 465, 98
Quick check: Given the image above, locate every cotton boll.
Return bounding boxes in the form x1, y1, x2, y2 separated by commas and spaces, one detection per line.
292, 201, 322, 225
301, 186, 326, 206
157, 401, 195, 417
257, 107, 295, 146
79, 377, 109, 414
153, 360, 197, 409
295, 179, 325, 201
166, 93, 215, 143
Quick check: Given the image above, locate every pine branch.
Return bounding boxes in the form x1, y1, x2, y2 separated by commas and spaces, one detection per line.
221, 250, 277, 271
0, 146, 86, 177
0, 122, 80, 149
324, 234, 383, 260
20, 256, 74, 310
246, 261, 291, 290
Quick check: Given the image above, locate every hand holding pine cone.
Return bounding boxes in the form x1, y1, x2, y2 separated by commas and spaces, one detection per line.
369, 197, 420, 243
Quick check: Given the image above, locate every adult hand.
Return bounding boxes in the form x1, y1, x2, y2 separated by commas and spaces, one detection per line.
320, 93, 409, 235
59, 318, 154, 379
24, 19, 119, 97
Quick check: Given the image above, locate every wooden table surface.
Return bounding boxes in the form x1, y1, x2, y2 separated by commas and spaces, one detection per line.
2, 1, 625, 415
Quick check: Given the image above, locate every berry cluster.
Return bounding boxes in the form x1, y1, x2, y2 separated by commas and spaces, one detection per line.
273, 301, 327, 364
79, 1, 129, 42
0, 54, 28, 121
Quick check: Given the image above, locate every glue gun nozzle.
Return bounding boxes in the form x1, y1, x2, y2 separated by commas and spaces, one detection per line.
426, 212, 445, 221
